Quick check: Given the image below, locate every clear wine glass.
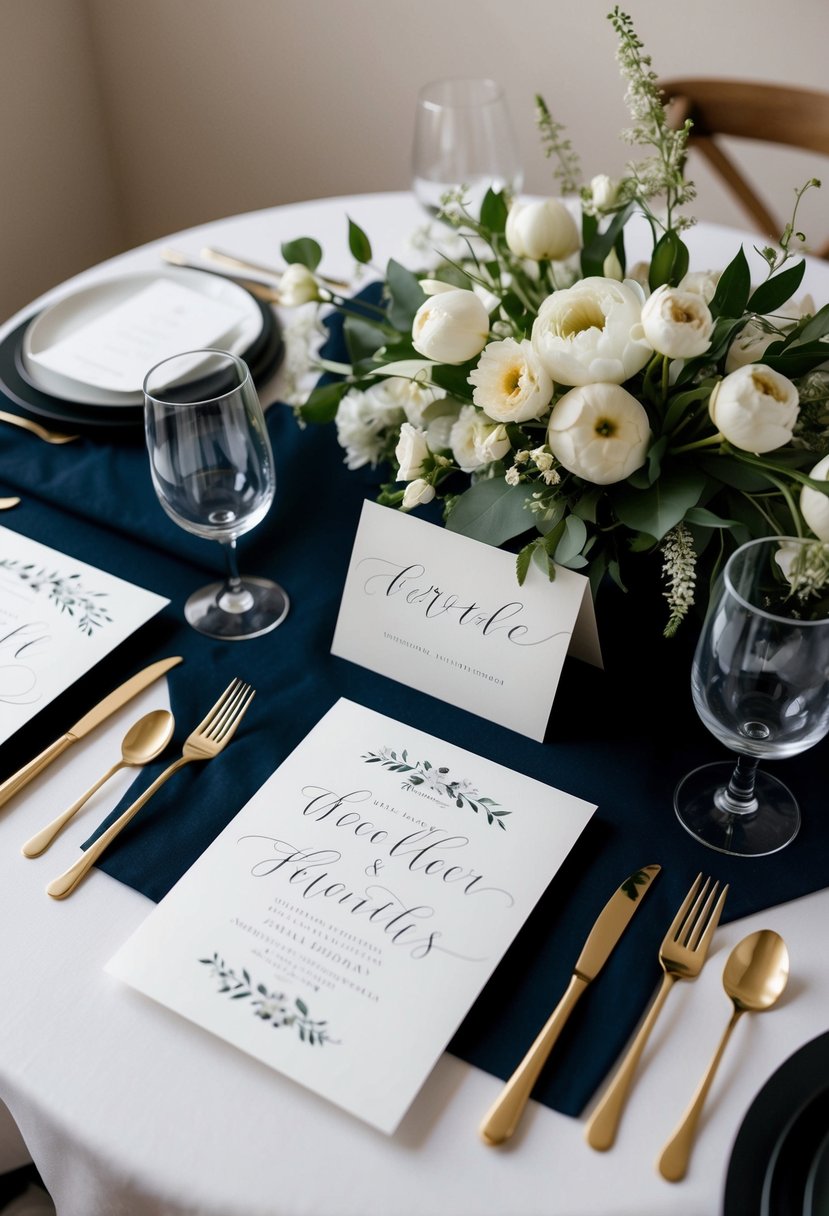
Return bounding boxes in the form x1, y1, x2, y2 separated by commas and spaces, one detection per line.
143, 348, 289, 640
674, 535, 829, 856
411, 76, 523, 219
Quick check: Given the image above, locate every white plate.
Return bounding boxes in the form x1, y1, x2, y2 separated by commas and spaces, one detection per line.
21, 267, 263, 407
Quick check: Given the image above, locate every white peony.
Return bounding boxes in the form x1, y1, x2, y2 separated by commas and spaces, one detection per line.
279, 264, 321, 306
531, 277, 652, 386
449, 406, 511, 473
505, 198, 581, 262
334, 386, 405, 470
468, 338, 553, 423
708, 364, 799, 453
412, 289, 490, 364
636, 284, 714, 359
401, 478, 436, 511
547, 382, 651, 485
395, 422, 430, 481
800, 453, 829, 541
678, 269, 721, 304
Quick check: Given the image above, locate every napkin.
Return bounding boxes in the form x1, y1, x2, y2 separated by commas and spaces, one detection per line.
2, 294, 828, 1120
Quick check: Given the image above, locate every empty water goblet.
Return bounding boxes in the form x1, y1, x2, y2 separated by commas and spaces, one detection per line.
411, 76, 523, 219
143, 348, 289, 640
674, 535, 829, 856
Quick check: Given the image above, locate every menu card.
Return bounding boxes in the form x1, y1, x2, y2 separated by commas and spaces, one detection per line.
106, 698, 596, 1133
0, 527, 168, 746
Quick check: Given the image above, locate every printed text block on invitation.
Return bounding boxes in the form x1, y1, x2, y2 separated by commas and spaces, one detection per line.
331, 501, 602, 742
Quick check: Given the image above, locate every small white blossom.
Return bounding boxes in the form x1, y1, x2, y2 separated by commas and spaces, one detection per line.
661, 523, 697, 637
401, 478, 436, 510
334, 386, 405, 470
504, 465, 522, 486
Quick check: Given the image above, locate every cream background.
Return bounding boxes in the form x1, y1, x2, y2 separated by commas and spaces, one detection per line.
1, 0, 828, 319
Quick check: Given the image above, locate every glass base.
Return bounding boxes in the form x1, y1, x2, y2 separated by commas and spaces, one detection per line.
673, 761, 800, 857
184, 577, 290, 640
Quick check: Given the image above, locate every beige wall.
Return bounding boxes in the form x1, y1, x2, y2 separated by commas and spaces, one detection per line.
2, 0, 829, 319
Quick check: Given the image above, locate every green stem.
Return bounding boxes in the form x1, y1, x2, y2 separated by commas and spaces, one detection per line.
669, 433, 724, 455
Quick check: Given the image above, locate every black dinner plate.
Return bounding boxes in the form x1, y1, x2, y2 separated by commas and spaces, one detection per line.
723, 1031, 829, 1216
0, 292, 283, 433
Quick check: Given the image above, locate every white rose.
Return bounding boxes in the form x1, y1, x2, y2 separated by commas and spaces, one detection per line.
412, 289, 490, 364
449, 406, 510, 473
800, 453, 829, 541
468, 338, 553, 423
547, 382, 651, 485
279, 263, 321, 306
505, 198, 581, 262
724, 295, 816, 373
636, 284, 714, 359
531, 277, 652, 386
395, 422, 429, 481
708, 364, 799, 453
590, 174, 619, 210
678, 269, 721, 304
401, 478, 436, 511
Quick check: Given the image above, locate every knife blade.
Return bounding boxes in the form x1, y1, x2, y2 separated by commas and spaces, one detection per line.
0, 655, 183, 810
479, 863, 661, 1146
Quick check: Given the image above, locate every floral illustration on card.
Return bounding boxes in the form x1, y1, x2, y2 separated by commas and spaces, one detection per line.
0, 560, 112, 636
199, 954, 337, 1046
362, 746, 510, 829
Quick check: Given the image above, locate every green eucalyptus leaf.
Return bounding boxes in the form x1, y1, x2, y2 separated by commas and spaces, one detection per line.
347, 217, 372, 264
386, 259, 426, 330
555, 515, 588, 564
445, 479, 536, 545
344, 317, 387, 364
298, 379, 348, 424
747, 259, 806, 315
280, 237, 322, 271
613, 469, 706, 541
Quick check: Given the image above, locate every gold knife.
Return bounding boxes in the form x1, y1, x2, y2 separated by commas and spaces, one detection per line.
479, 863, 661, 1146
0, 656, 183, 810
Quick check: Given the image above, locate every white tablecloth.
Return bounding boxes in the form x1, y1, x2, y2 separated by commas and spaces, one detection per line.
1, 193, 827, 1216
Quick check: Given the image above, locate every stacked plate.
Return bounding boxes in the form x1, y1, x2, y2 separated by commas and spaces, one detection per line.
0, 265, 284, 431
723, 1031, 829, 1215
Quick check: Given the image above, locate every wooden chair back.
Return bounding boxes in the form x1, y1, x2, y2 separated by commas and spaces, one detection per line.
658, 77, 829, 258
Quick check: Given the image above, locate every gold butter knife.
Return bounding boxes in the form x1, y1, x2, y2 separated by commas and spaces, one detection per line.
0, 655, 183, 810
479, 863, 661, 1146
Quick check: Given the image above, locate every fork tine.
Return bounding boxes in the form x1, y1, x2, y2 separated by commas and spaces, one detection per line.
685, 880, 720, 950
665, 873, 703, 941
209, 682, 255, 743
196, 677, 244, 733
692, 882, 729, 955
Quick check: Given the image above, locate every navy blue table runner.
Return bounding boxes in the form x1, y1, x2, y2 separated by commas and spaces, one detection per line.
1, 331, 826, 1120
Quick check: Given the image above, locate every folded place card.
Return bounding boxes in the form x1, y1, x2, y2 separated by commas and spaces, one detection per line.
331, 501, 602, 742
106, 698, 596, 1134
0, 526, 168, 746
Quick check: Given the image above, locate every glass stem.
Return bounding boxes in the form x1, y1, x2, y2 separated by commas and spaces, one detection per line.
218, 539, 254, 614
716, 754, 760, 816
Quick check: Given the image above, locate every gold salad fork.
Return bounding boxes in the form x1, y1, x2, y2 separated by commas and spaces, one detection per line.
0, 408, 78, 444
46, 677, 255, 899
584, 873, 729, 1151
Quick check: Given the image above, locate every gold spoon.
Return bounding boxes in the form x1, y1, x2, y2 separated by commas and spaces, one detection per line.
657, 928, 790, 1182
21, 708, 175, 857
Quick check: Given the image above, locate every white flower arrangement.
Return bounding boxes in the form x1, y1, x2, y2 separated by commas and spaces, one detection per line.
281, 6, 829, 636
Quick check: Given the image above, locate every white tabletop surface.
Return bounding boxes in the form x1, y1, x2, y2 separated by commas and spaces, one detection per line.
1, 192, 828, 1216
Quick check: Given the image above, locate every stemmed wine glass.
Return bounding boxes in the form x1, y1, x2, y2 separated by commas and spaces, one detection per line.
674, 535, 829, 856
143, 348, 289, 640
411, 77, 523, 219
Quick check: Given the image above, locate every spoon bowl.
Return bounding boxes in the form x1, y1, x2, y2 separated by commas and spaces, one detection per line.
658, 929, 789, 1182
21, 708, 174, 857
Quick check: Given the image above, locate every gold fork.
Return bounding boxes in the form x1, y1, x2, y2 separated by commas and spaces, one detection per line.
0, 408, 78, 445
46, 677, 255, 899
584, 873, 729, 1151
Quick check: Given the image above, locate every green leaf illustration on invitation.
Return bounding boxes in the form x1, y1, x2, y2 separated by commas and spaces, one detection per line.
0, 560, 112, 636
199, 955, 337, 1046
363, 747, 510, 829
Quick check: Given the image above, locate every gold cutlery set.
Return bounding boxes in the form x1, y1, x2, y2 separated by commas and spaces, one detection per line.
0, 656, 255, 899
481, 867, 789, 1182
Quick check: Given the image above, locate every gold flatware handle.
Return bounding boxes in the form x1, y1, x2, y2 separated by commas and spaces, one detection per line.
0, 408, 78, 444
161, 249, 280, 303
201, 245, 352, 292
0, 497, 20, 510
585, 971, 677, 1151
0, 734, 75, 811
21, 760, 123, 857
657, 1008, 742, 1182
479, 973, 588, 1145
46, 755, 190, 899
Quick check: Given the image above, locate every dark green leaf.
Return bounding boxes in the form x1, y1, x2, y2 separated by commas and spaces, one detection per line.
479, 188, 508, 233
580, 201, 636, 277
386, 259, 426, 330
298, 380, 348, 424
296, 998, 309, 1016
684, 505, 741, 528
343, 317, 387, 364
516, 541, 534, 586
429, 361, 476, 400
648, 229, 689, 290
613, 469, 706, 541
445, 480, 536, 545
709, 246, 751, 319
347, 216, 372, 264
280, 237, 322, 271
554, 515, 588, 564
747, 259, 806, 315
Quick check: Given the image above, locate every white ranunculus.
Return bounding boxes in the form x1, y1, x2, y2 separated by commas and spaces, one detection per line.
449, 405, 510, 473
395, 422, 430, 481
531, 276, 652, 386
708, 364, 799, 453
505, 198, 581, 262
547, 382, 651, 485
590, 174, 620, 210
334, 387, 406, 470
412, 289, 490, 364
467, 338, 553, 423
678, 269, 721, 304
279, 263, 321, 306
401, 478, 436, 511
724, 295, 816, 373
636, 284, 714, 359
800, 453, 829, 541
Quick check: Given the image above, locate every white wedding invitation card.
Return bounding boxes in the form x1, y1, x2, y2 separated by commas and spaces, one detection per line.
0, 527, 169, 745
107, 698, 596, 1134
331, 501, 602, 742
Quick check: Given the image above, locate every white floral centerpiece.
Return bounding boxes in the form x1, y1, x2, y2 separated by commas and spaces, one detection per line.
280, 7, 829, 636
